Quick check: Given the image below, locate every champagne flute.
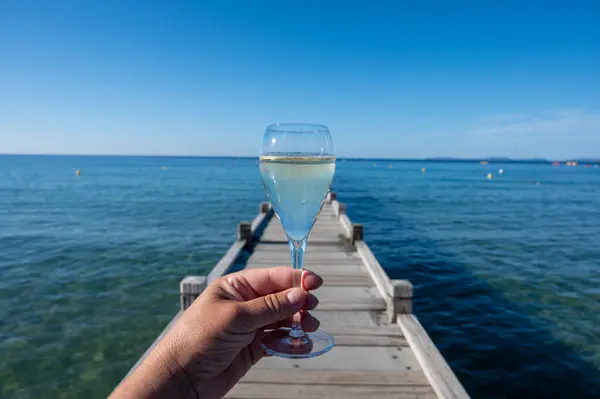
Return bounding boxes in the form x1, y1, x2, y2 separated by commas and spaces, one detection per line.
259, 123, 335, 358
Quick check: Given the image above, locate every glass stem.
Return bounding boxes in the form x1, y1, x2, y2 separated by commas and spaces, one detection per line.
288, 239, 306, 338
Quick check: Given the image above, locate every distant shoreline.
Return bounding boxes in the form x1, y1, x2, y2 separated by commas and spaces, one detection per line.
1, 153, 598, 165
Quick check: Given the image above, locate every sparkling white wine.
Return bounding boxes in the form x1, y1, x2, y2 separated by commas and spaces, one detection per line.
260, 154, 335, 241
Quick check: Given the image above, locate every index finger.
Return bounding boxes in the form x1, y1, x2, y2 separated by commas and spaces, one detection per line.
225, 267, 323, 297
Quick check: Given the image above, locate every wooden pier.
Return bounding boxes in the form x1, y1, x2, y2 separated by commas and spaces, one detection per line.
127, 192, 469, 399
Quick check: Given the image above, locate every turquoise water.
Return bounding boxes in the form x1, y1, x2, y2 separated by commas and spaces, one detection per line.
260, 155, 335, 241
1, 155, 600, 398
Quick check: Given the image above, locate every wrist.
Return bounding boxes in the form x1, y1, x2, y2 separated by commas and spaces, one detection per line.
112, 342, 199, 399
144, 342, 201, 399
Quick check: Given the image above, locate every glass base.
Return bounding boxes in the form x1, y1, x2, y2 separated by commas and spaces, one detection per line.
262, 328, 334, 358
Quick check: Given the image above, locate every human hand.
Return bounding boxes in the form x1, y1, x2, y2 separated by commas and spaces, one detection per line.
110, 267, 323, 399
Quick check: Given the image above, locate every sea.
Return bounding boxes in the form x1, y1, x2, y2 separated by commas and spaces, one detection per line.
1, 155, 599, 399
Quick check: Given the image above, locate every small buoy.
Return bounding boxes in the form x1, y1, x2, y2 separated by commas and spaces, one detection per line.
421, 168, 426, 173
487, 173, 493, 180
498, 169, 504, 174
161, 166, 167, 171
388, 164, 393, 169
75, 169, 81, 177
373, 162, 377, 166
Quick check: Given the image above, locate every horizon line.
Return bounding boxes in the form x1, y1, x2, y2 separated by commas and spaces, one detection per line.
1, 153, 599, 163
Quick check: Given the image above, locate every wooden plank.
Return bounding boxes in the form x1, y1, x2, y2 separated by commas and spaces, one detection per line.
263, 228, 345, 235
256, 346, 422, 371
355, 241, 393, 299
240, 369, 431, 386
321, 275, 374, 286
253, 245, 354, 254
310, 310, 379, 327
263, 230, 345, 237
254, 241, 342, 248
355, 241, 413, 320
314, 219, 343, 224
308, 238, 349, 244
259, 236, 344, 244
260, 230, 344, 237
306, 233, 348, 238
246, 259, 365, 267
316, 214, 337, 219
332, 334, 408, 347
313, 286, 383, 303
245, 262, 347, 268
254, 242, 350, 250
304, 265, 369, 275
265, 223, 343, 229
240, 272, 369, 287
249, 252, 361, 260
245, 264, 368, 277
324, 325, 406, 337
330, 200, 345, 218
339, 213, 353, 238
247, 256, 363, 264
226, 383, 437, 399
318, 301, 386, 311
318, 211, 337, 219
305, 235, 348, 241
267, 218, 340, 225
398, 315, 470, 399
253, 246, 355, 254
245, 260, 366, 268
246, 251, 360, 258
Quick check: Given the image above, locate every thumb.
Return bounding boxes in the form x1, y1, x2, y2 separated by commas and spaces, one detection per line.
237, 288, 307, 331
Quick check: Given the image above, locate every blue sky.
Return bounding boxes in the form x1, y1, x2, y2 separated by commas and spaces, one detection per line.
1, 1, 599, 159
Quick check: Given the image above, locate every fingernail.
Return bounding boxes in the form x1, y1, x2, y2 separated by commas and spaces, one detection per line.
286, 288, 305, 306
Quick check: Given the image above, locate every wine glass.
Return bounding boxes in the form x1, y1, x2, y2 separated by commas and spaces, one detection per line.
259, 123, 335, 358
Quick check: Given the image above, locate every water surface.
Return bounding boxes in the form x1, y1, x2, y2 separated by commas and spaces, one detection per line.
1, 156, 599, 398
